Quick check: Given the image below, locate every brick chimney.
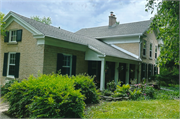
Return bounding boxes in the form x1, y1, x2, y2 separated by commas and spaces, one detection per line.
109, 12, 117, 26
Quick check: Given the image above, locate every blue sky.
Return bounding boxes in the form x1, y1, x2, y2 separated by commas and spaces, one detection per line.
0, 0, 157, 32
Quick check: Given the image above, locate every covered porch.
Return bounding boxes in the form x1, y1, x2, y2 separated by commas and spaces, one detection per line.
86, 49, 141, 91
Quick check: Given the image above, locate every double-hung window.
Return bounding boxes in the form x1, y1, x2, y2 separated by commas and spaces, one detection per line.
8, 53, 16, 76
10, 30, 17, 42
56, 53, 76, 76
155, 46, 157, 59
62, 54, 72, 76
2, 52, 20, 78
143, 40, 146, 56
4, 29, 22, 43
149, 43, 152, 58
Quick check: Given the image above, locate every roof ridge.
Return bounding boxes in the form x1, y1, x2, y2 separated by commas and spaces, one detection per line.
76, 19, 151, 32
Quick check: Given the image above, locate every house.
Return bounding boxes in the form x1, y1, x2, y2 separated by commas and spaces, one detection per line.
0, 11, 161, 90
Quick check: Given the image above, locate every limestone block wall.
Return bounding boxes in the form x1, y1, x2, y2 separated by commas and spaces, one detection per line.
43, 45, 88, 75
141, 30, 160, 65
0, 21, 44, 85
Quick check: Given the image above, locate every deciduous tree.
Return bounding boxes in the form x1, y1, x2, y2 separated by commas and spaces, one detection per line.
0, 12, 6, 36
145, 0, 179, 66
31, 16, 52, 25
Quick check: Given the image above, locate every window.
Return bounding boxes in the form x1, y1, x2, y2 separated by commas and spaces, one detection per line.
4, 29, 22, 43
8, 53, 16, 76
10, 30, 17, 42
143, 41, 146, 56
56, 53, 76, 76
155, 46, 157, 59
2, 52, 20, 78
62, 54, 72, 75
150, 43, 152, 58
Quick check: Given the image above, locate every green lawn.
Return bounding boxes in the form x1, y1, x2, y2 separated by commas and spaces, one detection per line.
85, 100, 180, 118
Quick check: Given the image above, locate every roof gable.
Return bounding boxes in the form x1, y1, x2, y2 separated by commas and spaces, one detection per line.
3, 11, 43, 36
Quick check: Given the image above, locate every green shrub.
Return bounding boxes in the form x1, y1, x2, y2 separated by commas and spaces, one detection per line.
103, 89, 113, 96
72, 74, 99, 104
112, 92, 123, 97
5, 74, 85, 118
0, 79, 21, 96
155, 90, 179, 99
144, 86, 155, 99
106, 80, 116, 92
113, 84, 130, 97
115, 84, 130, 93
129, 89, 142, 100
152, 67, 179, 86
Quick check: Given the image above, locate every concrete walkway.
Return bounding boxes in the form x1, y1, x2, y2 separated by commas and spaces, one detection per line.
0, 98, 11, 119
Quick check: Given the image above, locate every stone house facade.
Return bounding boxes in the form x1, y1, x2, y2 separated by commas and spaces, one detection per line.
0, 11, 161, 90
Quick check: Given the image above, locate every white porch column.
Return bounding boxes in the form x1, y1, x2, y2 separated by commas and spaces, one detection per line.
114, 62, 119, 84
125, 63, 130, 84
135, 64, 138, 82
100, 59, 105, 91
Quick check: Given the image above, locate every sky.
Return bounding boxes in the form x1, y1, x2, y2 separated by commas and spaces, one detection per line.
0, 0, 158, 32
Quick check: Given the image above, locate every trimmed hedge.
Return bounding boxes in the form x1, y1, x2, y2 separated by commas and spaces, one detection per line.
5, 74, 86, 118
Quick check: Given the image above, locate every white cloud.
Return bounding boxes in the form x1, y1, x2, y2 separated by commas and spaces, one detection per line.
1, 0, 157, 32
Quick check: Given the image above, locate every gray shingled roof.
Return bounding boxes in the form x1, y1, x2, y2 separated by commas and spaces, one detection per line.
11, 11, 140, 61
76, 20, 151, 38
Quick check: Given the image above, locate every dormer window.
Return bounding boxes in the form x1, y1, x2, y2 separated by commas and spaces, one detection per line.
4, 29, 22, 43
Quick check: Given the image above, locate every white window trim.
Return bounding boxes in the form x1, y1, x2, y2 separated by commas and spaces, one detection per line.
62, 53, 72, 76
7, 52, 16, 78
9, 29, 18, 43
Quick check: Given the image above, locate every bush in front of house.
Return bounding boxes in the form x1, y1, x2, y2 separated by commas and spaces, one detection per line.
4, 74, 85, 118
72, 74, 100, 104
0, 79, 21, 96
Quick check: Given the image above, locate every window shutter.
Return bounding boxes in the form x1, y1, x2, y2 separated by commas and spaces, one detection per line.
2, 53, 8, 76
14, 53, 20, 78
4, 31, 9, 42
56, 53, 63, 74
72, 55, 76, 76
16, 29, 22, 42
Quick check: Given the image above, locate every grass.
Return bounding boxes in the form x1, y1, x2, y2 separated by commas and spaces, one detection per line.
85, 100, 180, 118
